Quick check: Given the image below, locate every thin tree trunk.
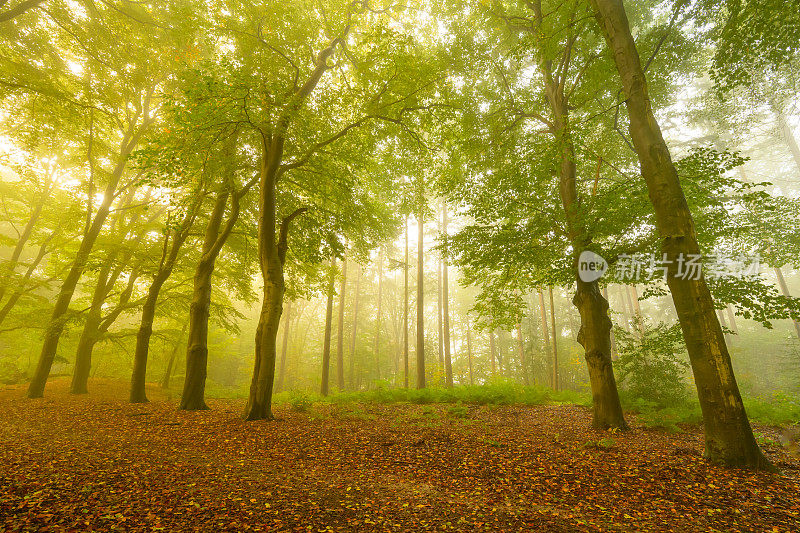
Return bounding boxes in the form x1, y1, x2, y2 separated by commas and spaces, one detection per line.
591, 0, 770, 469
437, 254, 444, 373
466, 317, 474, 385
349, 266, 361, 389
321, 258, 336, 396
72, 192, 155, 394
336, 257, 348, 391
775, 266, 800, 340
130, 275, 167, 403
374, 249, 383, 382
416, 211, 425, 389
442, 206, 453, 388
538, 290, 553, 387
162, 323, 188, 390
275, 300, 292, 393
549, 287, 559, 393
603, 287, 618, 360
726, 305, 739, 336
516, 319, 528, 385
404, 216, 409, 389
489, 328, 497, 376
717, 309, 732, 346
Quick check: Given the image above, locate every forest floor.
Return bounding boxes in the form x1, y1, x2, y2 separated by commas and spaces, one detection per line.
1, 379, 799, 532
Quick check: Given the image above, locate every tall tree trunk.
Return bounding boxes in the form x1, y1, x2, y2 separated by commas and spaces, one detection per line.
349, 266, 361, 389
489, 328, 497, 376
403, 216, 409, 389
516, 319, 528, 386
591, 0, 770, 469
538, 290, 553, 387
629, 285, 644, 335
416, 212, 425, 389
726, 305, 739, 336
71, 191, 152, 394
466, 317, 474, 385
275, 300, 292, 394
603, 287, 618, 360
162, 323, 188, 390
374, 249, 383, 382
244, 36, 338, 419
437, 254, 444, 373
530, 0, 625, 427
336, 257, 348, 391
130, 275, 168, 403
27, 129, 140, 399
321, 258, 336, 396
131, 199, 199, 404
549, 287, 559, 392
442, 205, 453, 388
775, 267, 800, 340
181, 178, 245, 410
717, 309, 732, 346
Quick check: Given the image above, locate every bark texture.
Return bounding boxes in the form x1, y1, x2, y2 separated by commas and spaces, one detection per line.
591, 0, 770, 469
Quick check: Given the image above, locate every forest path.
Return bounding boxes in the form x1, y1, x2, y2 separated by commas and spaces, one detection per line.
1, 378, 798, 531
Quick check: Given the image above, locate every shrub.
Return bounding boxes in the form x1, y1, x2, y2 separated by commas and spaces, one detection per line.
289, 391, 314, 412
615, 318, 690, 408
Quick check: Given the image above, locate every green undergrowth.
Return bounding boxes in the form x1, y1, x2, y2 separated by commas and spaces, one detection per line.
204, 382, 799, 431
268, 382, 591, 410
622, 392, 800, 432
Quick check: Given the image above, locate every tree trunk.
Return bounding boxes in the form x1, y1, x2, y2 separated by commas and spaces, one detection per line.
591, 0, 770, 469
437, 253, 444, 373
180, 189, 236, 410
516, 319, 528, 386
603, 287, 618, 361
374, 249, 383, 381
416, 212, 425, 389
244, 261, 283, 420
574, 278, 628, 429
131, 201, 198, 404
403, 216, 409, 389
466, 317, 474, 385
775, 266, 800, 340
27, 133, 137, 398
275, 300, 292, 394
537, 290, 553, 387
130, 275, 167, 403
442, 206, 453, 388
336, 257, 348, 391
549, 288, 559, 392
489, 328, 497, 376
321, 258, 336, 396
349, 266, 361, 389
726, 305, 739, 336
161, 323, 187, 390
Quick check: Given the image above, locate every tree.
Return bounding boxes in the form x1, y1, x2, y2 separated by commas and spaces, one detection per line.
589, 0, 772, 470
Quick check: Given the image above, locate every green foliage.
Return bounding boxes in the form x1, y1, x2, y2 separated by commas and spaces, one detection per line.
615, 319, 690, 408
288, 390, 315, 413
267, 382, 590, 408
